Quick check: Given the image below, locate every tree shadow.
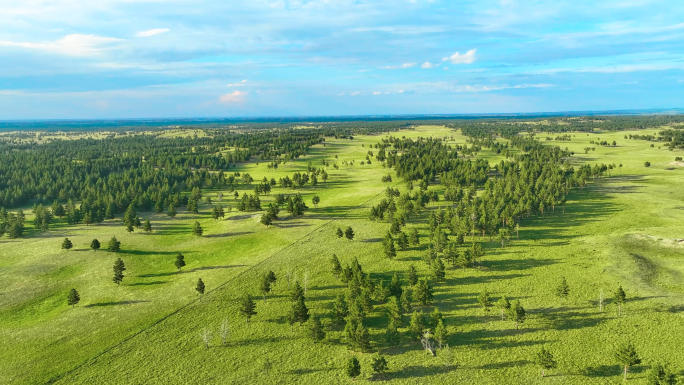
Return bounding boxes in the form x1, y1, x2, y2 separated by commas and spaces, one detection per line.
84, 300, 150, 307
129, 281, 167, 286
204, 232, 253, 238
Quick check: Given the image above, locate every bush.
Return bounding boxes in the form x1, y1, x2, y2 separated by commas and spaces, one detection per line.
644, 161, 651, 167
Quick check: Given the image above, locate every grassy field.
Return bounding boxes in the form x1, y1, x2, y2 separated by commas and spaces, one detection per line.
1, 126, 683, 384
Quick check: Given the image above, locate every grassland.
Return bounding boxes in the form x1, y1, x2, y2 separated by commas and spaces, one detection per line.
1, 126, 683, 384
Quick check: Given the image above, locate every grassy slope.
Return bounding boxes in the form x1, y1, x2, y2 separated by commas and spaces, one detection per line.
2, 126, 684, 384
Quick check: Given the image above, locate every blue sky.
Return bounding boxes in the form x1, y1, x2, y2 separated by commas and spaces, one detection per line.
1, 0, 683, 119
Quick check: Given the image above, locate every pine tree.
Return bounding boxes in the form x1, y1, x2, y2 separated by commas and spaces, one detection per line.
497, 296, 511, 321
192, 221, 203, 237
346, 357, 361, 379
477, 289, 493, 315
344, 226, 355, 241
331, 254, 342, 278
308, 313, 326, 343
400, 288, 412, 313
615, 342, 641, 380
143, 219, 152, 232
290, 281, 304, 302
647, 363, 677, 385
67, 288, 80, 308
259, 213, 272, 227
384, 240, 396, 260
61, 238, 73, 251
334, 294, 348, 325
196, 278, 205, 300
614, 285, 627, 316
355, 324, 371, 352
239, 294, 257, 323
388, 273, 402, 298
534, 347, 557, 377
90, 239, 100, 250
434, 319, 448, 348
336, 227, 344, 238
175, 253, 186, 271
555, 277, 570, 305
408, 227, 420, 245
407, 264, 418, 286
408, 311, 425, 340
371, 354, 389, 377
431, 257, 445, 281
293, 296, 310, 325
385, 296, 403, 325
167, 204, 177, 218
108, 236, 121, 252
385, 318, 401, 347
112, 258, 125, 284
508, 300, 526, 329
259, 273, 272, 301
414, 279, 433, 305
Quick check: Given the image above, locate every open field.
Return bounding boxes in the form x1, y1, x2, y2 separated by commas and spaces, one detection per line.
1, 126, 683, 384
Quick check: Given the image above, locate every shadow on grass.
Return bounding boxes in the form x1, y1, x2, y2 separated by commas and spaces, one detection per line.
204, 231, 253, 238
85, 300, 150, 307
137, 265, 246, 277
129, 281, 167, 286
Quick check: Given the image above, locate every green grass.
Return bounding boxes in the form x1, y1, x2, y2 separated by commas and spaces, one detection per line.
1, 126, 684, 384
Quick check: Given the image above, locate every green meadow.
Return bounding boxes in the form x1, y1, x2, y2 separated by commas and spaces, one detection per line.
1, 126, 683, 384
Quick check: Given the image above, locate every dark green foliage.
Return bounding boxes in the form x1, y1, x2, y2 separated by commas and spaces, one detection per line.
336, 227, 343, 238
555, 277, 570, 305
259, 273, 272, 301
434, 320, 448, 348
90, 239, 100, 250
614, 285, 627, 316
112, 258, 125, 284
192, 221, 203, 236
344, 226, 355, 241
477, 290, 493, 315
400, 288, 412, 313
175, 253, 186, 271
143, 219, 152, 232
259, 213, 272, 227
371, 354, 389, 376
334, 294, 348, 325
647, 364, 678, 385
388, 273, 402, 298
644, 161, 651, 167
385, 318, 401, 347
61, 238, 73, 251
384, 239, 396, 260
431, 257, 445, 281
407, 264, 418, 286
508, 300, 526, 329
108, 236, 121, 252
534, 347, 557, 377
346, 357, 361, 379
331, 254, 342, 278
407, 227, 420, 246
196, 278, 205, 299
414, 279, 433, 306
239, 294, 257, 323
408, 310, 425, 340
285, 194, 307, 217
290, 281, 304, 302
308, 313, 325, 343
67, 288, 80, 308
497, 296, 511, 321
615, 342, 641, 380
293, 296, 310, 325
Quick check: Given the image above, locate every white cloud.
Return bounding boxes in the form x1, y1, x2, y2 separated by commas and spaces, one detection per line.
373, 91, 381, 95
443, 66, 449, 70
442, 49, 477, 64
219, 90, 246, 104
337, 92, 345, 96
421, 62, 436, 69
0, 34, 122, 57
136, 28, 170, 37
226, 80, 248, 87
398, 90, 405, 93
678, 79, 684, 83
350, 91, 360, 96
358, 69, 370, 72
454, 83, 553, 93
381, 62, 416, 70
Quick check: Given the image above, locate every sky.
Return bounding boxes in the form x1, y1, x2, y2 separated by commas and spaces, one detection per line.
0, 0, 683, 119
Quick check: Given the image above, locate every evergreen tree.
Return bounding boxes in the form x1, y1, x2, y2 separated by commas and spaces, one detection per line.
534, 347, 557, 377
555, 277, 570, 305
196, 278, 206, 300
355, 324, 371, 352
497, 296, 511, 321
108, 236, 121, 252
615, 342, 641, 380
385, 318, 401, 347
312, 195, 320, 209
431, 257, 445, 281
290, 281, 305, 302
407, 264, 418, 286
508, 300, 526, 329
61, 238, 73, 251
388, 273, 403, 298
259, 273, 272, 301
112, 258, 125, 284
331, 254, 342, 278
477, 289, 493, 315
90, 239, 100, 250
336, 227, 344, 238
192, 221, 203, 237
408, 227, 420, 246
175, 253, 186, 271
647, 364, 678, 385
414, 279, 434, 305
344, 226, 355, 241
259, 213, 272, 227
293, 296, 310, 325
400, 288, 412, 313
67, 288, 80, 308
143, 219, 152, 232
614, 285, 627, 316
346, 357, 361, 379
385, 296, 403, 325
457, 250, 473, 271
371, 354, 389, 377
167, 204, 177, 218
397, 231, 409, 250
434, 319, 448, 348
384, 239, 397, 260
239, 294, 257, 323
408, 311, 425, 340
334, 294, 348, 325
308, 313, 326, 343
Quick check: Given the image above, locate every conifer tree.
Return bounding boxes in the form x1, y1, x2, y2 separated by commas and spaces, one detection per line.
175, 253, 186, 271
388, 273, 402, 298
477, 289, 493, 315
90, 239, 100, 250
497, 296, 511, 321
614, 285, 627, 316
384, 239, 396, 260
192, 221, 203, 237
239, 294, 257, 323
290, 281, 304, 302
555, 277, 570, 305
647, 363, 677, 385
385, 318, 401, 347
615, 342, 641, 380
400, 288, 412, 313
143, 219, 152, 232
112, 258, 125, 284
355, 324, 371, 352
293, 296, 310, 325
196, 278, 205, 300
408, 227, 420, 246
371, 354, 389, 377
259, 273, 272, 302
434, 319, 448, 349
346, 357, 361, 379
344, 226, 355, 241
407, 264, 418, 286
534, 347, 557, 377
336, 227, 344, 238
431, 257, 445, 281
408, 311, 425, 340
308, 313, 325, 342
334, 294, 348, 325
260, 213, 272, 227
108, 236, 121, 252
61, 238, 73, 251
331, 254, 342, 278
508, 300, 526, 329
67, 288, 80, 308
414, 279, 433, 305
